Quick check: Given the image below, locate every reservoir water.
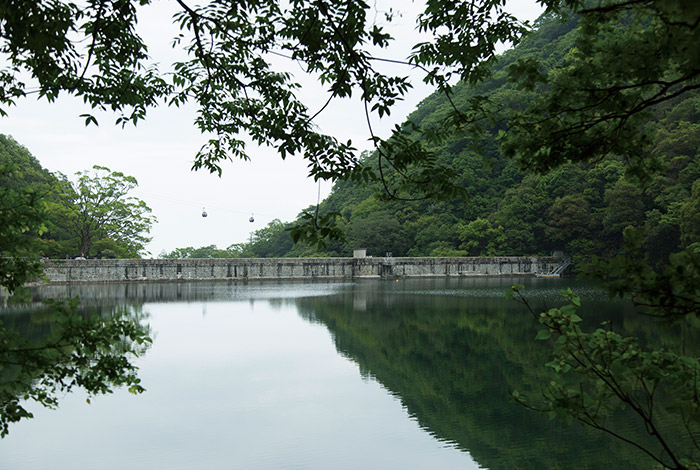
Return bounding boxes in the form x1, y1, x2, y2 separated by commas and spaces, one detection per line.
0, 277, 689, 469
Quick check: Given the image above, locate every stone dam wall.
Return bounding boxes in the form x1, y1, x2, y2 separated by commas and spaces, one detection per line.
36, 256, 562, 284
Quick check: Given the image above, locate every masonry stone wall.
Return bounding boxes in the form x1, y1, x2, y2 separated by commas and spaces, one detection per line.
35, 256, 562, 284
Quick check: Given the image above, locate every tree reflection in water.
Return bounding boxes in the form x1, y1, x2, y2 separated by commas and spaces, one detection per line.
294, 279, 696, 470
0, 295, 151, 436
3, 278, 694, 469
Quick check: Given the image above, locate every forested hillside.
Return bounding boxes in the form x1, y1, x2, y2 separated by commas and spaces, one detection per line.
0, 135, 155, 259
166, 11, 699, 264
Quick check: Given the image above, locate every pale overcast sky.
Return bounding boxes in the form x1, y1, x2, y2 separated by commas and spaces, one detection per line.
1, 1, 543, 257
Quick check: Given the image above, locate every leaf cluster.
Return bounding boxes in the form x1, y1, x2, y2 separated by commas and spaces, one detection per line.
0, 0, 170, 123
0, 297, 152, 437
503, 1, 700, 181
508, 238, 700, 469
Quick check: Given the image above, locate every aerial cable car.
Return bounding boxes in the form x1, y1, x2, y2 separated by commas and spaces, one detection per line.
202, 207, 208, 217
249, 213, 254, 223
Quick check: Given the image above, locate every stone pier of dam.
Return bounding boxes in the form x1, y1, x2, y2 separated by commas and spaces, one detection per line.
34, 256, 563, 284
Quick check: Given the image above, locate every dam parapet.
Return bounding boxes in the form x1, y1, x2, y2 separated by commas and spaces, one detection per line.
33, 256, 564, 284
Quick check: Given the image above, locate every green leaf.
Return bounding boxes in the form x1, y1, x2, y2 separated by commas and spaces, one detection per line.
535, 329, 552, 341
80, 114, 98, 127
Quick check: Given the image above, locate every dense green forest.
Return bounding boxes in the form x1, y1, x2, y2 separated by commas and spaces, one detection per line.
0, 135, 155, 259
163, 12, 699, 265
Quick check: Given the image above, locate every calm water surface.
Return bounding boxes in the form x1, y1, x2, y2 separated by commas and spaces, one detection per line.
0, 278, 681, 469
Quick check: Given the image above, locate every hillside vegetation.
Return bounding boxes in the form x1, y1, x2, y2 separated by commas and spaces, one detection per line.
164, 12, 699, 265
0, 135, 154, 259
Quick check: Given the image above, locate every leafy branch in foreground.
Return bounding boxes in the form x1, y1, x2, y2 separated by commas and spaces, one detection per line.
502, 1, 700, 182
506, 239, 700, 469
581, 227, 700, 320
288, 210, 345, 250
0, 297, 152, 437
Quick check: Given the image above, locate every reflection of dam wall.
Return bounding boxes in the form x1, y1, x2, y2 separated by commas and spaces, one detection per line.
21, 282, 290, 306
1, 280, 347, 311
36, 257, 560, 284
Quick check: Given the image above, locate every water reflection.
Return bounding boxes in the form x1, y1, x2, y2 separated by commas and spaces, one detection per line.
1, 278, 692, 469
7, 277, 588, 309
295, 279, 693, 470
0, 297, 152, 440
1, 280, 479, 470
3, 280, 354, 311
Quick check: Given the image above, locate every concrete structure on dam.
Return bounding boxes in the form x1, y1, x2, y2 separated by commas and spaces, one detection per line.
35, 256, 564, 284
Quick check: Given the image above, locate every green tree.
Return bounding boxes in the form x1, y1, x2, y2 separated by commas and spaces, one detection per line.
346, 198, 407, 256
602, 180, 647, 248
347, 210, 402, 257
405, 213, 462, 257
57, 165, 156, 258
680, 181, 700, 247
248, 219, 295, 258
0, 164, 45, 291
160, 245, 218, 258
491, 177, 549, 255
0, 151, 152, 437
457, 217, 505, 256
545, 195, 593, 252
0, 0, 522, 205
